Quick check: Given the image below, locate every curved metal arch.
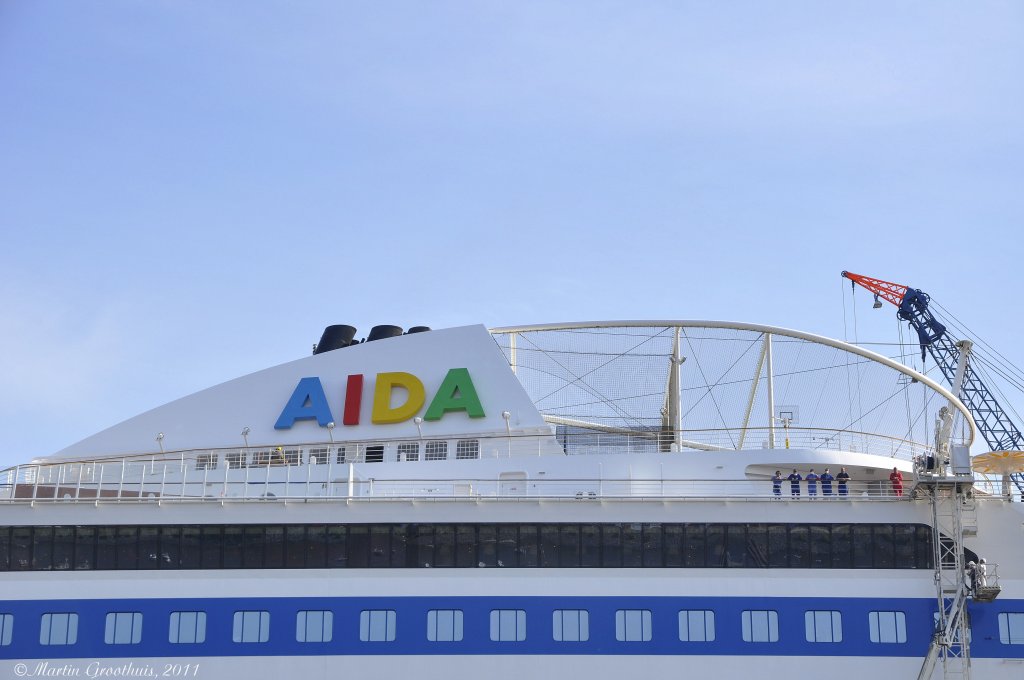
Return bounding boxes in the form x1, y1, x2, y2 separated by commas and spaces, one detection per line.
490, 319, 976, 446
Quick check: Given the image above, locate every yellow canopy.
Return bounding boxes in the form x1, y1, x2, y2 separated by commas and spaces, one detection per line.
972, 450, 1024, 475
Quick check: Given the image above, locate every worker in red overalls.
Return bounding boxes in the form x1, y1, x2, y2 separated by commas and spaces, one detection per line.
889, 467, 904, 497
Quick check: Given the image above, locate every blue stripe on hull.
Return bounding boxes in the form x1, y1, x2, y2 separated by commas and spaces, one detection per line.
1, 596, 1021, 660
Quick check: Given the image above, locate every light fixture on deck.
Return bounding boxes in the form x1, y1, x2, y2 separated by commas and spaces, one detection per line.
156, 432, 165, 454
241, 427, 250, 449
327, 421, 335, 443
413, 416, 423, 439
873, 294, 883, 309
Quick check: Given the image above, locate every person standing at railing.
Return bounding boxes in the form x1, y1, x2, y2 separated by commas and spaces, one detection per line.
788, 469, 802, 497
820, 468, 834, 497
806, 469, 819, 497
837, 467, 851, 496
977, 558, 988, 588
889, 467, 904, 497
772, 470, 783, 498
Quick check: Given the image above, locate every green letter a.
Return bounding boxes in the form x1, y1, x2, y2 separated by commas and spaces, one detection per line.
424, 368, 485, 420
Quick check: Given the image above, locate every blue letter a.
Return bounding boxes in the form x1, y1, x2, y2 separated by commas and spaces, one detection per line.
275, 377, 334, 429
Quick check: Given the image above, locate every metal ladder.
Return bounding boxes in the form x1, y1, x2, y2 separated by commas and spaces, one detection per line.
917, 479, 973, 680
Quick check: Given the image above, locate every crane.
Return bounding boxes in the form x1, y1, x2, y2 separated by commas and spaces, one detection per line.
841, 271, 1024, 489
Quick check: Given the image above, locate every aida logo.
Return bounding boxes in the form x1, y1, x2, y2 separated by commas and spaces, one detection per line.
274, 368, 485, 430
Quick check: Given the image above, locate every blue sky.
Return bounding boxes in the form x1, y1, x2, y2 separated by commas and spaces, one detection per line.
1, 1, 1022, 467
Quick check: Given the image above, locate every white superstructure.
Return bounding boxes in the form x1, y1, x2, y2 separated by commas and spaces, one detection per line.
1, 321, 1021, 680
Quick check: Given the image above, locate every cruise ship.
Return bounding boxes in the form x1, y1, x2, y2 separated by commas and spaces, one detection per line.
1, 320, 1022, 680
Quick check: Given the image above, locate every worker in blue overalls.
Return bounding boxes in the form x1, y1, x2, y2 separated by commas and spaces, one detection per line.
806, 469, 819, 497
788, 469, 802, 497
820, 468, 835, 497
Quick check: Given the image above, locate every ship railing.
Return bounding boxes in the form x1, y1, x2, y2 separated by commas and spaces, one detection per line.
0, 472, 921, 504
0, 426, 943, 503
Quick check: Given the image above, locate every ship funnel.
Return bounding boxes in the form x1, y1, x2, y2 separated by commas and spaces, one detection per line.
406, 326, 431, 334
367, 325, 404, 342
314, 325, 357, 354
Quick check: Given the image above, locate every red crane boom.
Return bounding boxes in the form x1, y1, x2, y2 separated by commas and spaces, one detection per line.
841, 271, 908, 307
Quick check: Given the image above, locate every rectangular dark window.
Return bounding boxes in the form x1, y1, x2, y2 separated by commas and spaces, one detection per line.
243, 526, 265, 568
286, 526, 307, 569
0, 527, 9, 571
455, 525, 476, 568
915, 526, 933, 569
789, 525, 809, 568
853, 525, 873, 568
519, 525, 538, 567
306, 526, 326, 568
365, 445, 384, 463
642, 525, 663, 568
706, 524, 725, 568
412, 525, 433, 568
139, 527, 159, 570
540, 525, 560, 568
116, 527, 138, 569
433, 525, 455, 568
874, 525, 894, 569
74, 526, 95, 570
348, 525, 369, 568
560, 525, 581, 568
725, 525, 746, 568
809, 525, 831, 568
159, 526, 181, 569
581, 525, 601, 568
831, 524, 852, 569
663, 524, 684, 568
477, 525, 497, 568
602, 524, 622, 567
32, 527, 53, 570
96, 527, 116, 570
327, 526, 347, 568
685, 524, 707, 568
180, 527, 200, 569
222, 527, 243, 569
497, 525, 518, 568
746, 524, 768, 568
202, 526, 224, 569
52, 527, 74, 570
390, 524, 408, 567
768, 524, 787, 568
894, 525, 915, 568
371, 525, 393, 568
622, 524, 643, 567
263, 526, 284, 569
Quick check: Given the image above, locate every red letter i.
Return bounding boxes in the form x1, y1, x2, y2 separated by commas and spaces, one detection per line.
343, 374, 363, 425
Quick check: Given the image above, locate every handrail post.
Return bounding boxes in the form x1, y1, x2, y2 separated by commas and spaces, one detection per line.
305, 449, 312, 498
118, 459, 126, 500
766, 333, 776, 449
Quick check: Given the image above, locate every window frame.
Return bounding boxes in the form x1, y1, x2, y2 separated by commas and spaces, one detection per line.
426, 609, 463, 642
552, 609, 589, 642
104, 612, 143, 645
40, 613, 78, 646
360, 609, 396, 642
232, 610, 270, 644
489, 609, 526, 642
741, 610, 779, 643
868, 610, 907, 644
615, 609, 652, 642
805, 610, 842, 643
678, 609, 715, 642
168, 611, 206, 644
